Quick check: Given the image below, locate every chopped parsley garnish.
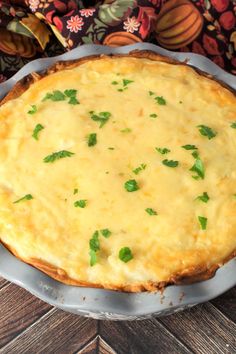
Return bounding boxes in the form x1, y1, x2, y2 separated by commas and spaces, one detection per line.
155, 96, 166, 105
28, 105, 37, 115
190, 155, 205, 180
182, 144, 198, 150
42, 89, 79, 104
145, 208, 157, 215
156, 147, 170, 155
133, 163, 146, 175
119, 247, 133, 263
192, 151, 199, 159
230, 122, 236, 129
13, 194, 33, 204
198, 216, 207, 230
87, 133, 97, 147
196, 192, 209, 203
150, 113, 158, 118
89, 111, 111, 128
43, 150, 74, 163
89, 231, 100, 266
162, 159, 179, 168
73, 188, 78, 194
197, 125, 217, 139
32, 124, 44, 140
111, 81, 118, 85
149, 91, 155, 96
123, 79, 134, 87
100, 229, 111, 238
124, 179, 139, 192
108, 147, 114, 150
74, 199, 87, 208
120, 128, 132, 133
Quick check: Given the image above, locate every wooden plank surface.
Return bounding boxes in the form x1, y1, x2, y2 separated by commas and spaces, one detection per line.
0, 278, 235, 354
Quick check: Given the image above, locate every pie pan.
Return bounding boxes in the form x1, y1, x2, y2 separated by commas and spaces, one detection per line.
0, 43, 235, 320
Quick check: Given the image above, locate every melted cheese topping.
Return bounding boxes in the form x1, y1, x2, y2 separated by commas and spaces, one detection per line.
0, 56, 236, 289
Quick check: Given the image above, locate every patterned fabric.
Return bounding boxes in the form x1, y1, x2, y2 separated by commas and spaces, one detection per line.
0, 0, 235, 82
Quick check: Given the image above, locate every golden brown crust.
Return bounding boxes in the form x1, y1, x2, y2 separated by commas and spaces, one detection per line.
1, 50, 236, 292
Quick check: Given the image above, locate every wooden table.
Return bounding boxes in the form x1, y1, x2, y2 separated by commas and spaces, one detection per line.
0, 277, 235, 354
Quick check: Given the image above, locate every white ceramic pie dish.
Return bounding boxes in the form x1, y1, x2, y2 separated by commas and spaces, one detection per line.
0, 43, 235, 320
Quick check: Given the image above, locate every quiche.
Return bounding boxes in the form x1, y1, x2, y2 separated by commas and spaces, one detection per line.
0, 51, 235, 292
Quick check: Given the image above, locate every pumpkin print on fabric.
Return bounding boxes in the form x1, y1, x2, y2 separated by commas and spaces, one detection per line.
103, 30, 142, 45
155, 0, 203, 49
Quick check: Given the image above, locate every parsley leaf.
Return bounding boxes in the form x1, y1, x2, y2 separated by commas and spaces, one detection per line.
100, 229, 111, 238
28, 105, 37, 115
14, 194, 33, 204
162, 159, 179, 167
133, 163, 146, 175
89, 250, 97, 266
149, 113, 158, 118
87, 133, 97, 147
198, 216, 207, 230
182, 144, 198, 150
89, 111, 111, 128
111, 81, 118, 85
43, 150, 74, 163
64, 89, 77, 97
156, 147, 170, 155
230, 122, 236, 129
145, 208, 157, 215
74, 199, 87, 208
32, 124, 44, 140
190, 156, 205, 179
89, 231, 100, 266
119, 247, 133, 263
120, 128, 132, 133
124, 179, 139, 192
155, 96, 166, 105
196, 192, 209, 203
123, 79, 134, 87
149, 91, 155, 96
68, 96, 79, 105
197, 125, 217, 139
42, 90, 66, 102
73, 188, 78, 195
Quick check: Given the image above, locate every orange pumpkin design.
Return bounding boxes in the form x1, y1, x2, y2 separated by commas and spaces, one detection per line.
155, 0, 203, 50
103, 31, 142, 47
0, 29, 37, 58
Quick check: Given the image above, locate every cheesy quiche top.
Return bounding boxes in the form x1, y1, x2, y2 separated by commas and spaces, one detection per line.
0, 51, 236, 292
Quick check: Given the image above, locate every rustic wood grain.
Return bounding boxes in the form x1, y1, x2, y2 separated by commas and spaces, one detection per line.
0, 308, 98, 354
0, 278, 9, 290
211, 287, 236, 322
0, 282, 52, 348
78, 336, 116, 354
159, 301, 236, 354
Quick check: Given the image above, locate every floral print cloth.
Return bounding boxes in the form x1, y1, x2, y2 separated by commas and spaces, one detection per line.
0, 0, 235, 82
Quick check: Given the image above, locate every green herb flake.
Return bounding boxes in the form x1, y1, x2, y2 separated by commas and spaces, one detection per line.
155, 96, 166, 105
13, 194, 33, 204
149, 113, 158, 118
179, 101, 183, 104
192, 151, 199, 159
182, 144, 198, 150
28, 105, 37, 115
124, 179, 139, 192
64, 89, 77, 97
89, 230, 100, 266
111, 81, 118, 85
89, 111, 111, 128
42, 90, 66, 102
196, 192, 209, 203
32, 124, 44, 140
100, 229, 111, 238
145, 208, 157, 216
198, 216, 207, 230
133, 163, 146, 175
149, 91, 155, 96
156, 147, 170, 155
120, 128, 132, 133
123, 79, 134, 87
162, 159, 179, 168
119, 247, 133, 263
118, 88, 124, 92
43, 150, 74, 163
197, 125, 217, 140
108, 147, 115, 150
89, 250, 97, 266
68, 96, 79, 105
230, 122, 236, 129
73, 188, 78, 195
87, 133, 97, 147
74, 199, 87, 208
190, 156, 205, 180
